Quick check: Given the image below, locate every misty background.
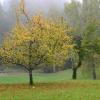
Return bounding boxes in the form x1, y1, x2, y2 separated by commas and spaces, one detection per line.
0, 0, 100, 43
0, 0, 83, 42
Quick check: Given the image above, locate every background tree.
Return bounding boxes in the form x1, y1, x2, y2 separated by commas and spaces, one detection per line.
64, 0, 82, 34
64, 0, 100, 79
82, 19, 100, 80
64, 0, 100, 34
71, 35, 82, 79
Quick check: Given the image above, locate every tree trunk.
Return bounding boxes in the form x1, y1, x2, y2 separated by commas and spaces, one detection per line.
72, 68, 77, 79
90, 55, 96, 80
29, 69, 33, 85
28, 40, 34, 85
53, 65, 56, 73
92, 62, 96, 80
72, 58, 81, 80
71, 48, 82, 80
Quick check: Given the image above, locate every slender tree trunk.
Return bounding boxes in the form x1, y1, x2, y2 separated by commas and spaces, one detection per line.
53, 65, 56, 73
72, 52, 82, 80
90, 55, 96, 80
92, 61, 96, 80
29, 69, 33, 85
28, 40, 34, 85
72, 68, 77, 79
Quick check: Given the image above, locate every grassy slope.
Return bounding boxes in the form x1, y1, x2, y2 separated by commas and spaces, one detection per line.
0, 81, 100, 100
0, 66, 100, 84
0, 70, 81, 84
0, 70, 100, 100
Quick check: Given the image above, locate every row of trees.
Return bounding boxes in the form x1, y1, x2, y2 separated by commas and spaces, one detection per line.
0, 0, 100, 85
64, 0, 100, 80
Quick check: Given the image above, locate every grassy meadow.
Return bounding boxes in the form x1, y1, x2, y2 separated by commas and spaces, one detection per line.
0, 69, 100, 100
0, 81, 100, 100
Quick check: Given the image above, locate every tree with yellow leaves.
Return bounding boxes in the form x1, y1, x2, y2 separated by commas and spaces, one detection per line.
0, 0, 73, 85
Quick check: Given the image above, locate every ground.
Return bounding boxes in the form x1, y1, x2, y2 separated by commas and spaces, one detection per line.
0, 70, 100, 100
0, 81, 100, 100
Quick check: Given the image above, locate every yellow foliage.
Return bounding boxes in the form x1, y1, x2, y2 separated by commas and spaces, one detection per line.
0, 15, 73, 68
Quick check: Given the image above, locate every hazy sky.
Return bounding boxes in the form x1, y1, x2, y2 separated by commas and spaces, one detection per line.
0, 0, 3, 5
0, 0, 83, 13
0, 0, 82, 6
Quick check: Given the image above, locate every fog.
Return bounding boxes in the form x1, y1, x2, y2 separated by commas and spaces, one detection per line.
0, 0, 99, 43
0, 0, 70, 42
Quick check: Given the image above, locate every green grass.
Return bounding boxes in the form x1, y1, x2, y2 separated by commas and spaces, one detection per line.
0, 70, 82, 84
0, 81, 100, 100
0, 68, 100, 84
0, 70, 100, 100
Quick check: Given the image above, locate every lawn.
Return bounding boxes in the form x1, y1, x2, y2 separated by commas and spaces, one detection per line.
0, 81, 100, 100
0, 70, 100, 100
0, 70, 82, 84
